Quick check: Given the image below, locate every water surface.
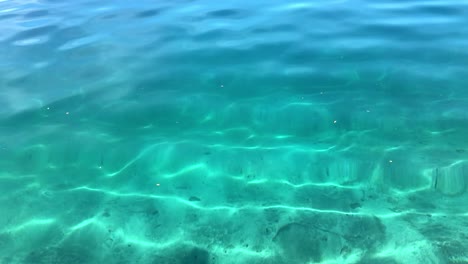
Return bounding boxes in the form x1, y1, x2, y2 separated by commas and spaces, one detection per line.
1, 0, 468, 263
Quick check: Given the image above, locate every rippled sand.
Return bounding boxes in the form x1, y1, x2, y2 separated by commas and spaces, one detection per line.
1, 0, 468, 263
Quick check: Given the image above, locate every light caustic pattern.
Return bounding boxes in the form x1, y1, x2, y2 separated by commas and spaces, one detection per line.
1, 0, 468, 263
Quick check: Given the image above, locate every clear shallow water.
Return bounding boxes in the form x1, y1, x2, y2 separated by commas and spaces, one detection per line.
1, 0, 468, 263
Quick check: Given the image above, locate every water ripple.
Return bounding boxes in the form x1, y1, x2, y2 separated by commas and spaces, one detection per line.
2, 0, 468, 263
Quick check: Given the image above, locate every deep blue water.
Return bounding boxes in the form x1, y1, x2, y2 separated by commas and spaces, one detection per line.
1, 0, 468, 263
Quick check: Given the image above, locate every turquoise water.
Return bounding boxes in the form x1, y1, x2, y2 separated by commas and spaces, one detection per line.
1, 0, 468, 263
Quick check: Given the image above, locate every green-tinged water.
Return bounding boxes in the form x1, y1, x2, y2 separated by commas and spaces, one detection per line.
1, 0, 468, 263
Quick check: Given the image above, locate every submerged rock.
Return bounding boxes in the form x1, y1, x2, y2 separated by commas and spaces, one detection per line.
273, 222, 323, 263
273, 215, 386, 263
189, 196, 201, 202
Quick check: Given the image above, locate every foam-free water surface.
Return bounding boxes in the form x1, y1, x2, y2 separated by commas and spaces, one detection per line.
1, 0, 468, 263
